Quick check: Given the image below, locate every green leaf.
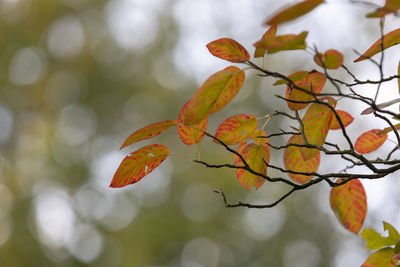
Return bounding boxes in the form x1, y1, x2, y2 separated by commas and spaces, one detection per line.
254, 25, 277, 58
253, 31, 308, 54
206, 38, 250, 63
361, 247, 399, 267
361, 222, 400, 250
177, 101, 208, 145
214, 114, 258, 145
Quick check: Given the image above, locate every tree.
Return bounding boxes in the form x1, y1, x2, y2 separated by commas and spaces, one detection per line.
111, 0, 400, 265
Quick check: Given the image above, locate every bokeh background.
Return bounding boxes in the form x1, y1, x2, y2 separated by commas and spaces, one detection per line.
1, 0, 400, 266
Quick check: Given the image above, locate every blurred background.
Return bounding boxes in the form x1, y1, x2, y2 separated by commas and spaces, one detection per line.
1, 0, 400, 266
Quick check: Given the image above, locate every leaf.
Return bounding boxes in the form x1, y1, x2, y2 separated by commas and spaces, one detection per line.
206, 38, 250, 63
355, 129, 388, 154
110, 144, 169, 188
361, 222, 400, 250
120, 120, 177, 149
273, 71, 308, 86
330, 110, 354, 130
283, 135, 320, 184
379, 123, 400, 135
361, 247, 399, 267
361, 98, 400, 115
330, 178, 367, 234
395, 240, 400, 254
264, 0, 324, 25
254, 25, 278, 58
354, 28, 400, 62
249, 128, 268, 145
253, 31, 308, 54
314, 49, 344, 69
366, 0, 400, 18
214, 114, 258, 145
182, 66, 245, 125
177, 101, 208, 145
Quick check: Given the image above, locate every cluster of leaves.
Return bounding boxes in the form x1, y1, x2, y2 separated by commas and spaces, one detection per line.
111, 0, 400, 265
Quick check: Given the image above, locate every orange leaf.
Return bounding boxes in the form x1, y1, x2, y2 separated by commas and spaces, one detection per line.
253, 31, 308, 54
120, 120, 177, 149
354, 28, 400, 62
182, 66, 245, 125
314, 49, 344, 69
283, 135, 320, 184
355, 129, 388, 154
110, 144, 169, 188
214, 114, 257, 145
366, 0, 400, 18
206, 38, 250, 63
264, 0, 324, 25
177, 101, 208, 145
330, 178, 367, 234
330, 110, 354, 130
254, 25, 278, 58
361, 247, 399, 267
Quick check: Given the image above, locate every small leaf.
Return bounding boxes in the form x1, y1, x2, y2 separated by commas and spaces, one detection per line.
361, 98, 400, 115
354, 28, 400, 62
254, 25, 278, 58
361, 222, 400, 250
214, 114, 258, 145
330, 178, 367, 234
379, 123, 400, 135
273, 71, 308, 86
366, 0, 400, 18
253, 31, 308, 54
314, 49, 344, 69
283, 135, 320, 184
264, 0, 324, 25
207, 38, 250, 63
361, 247, 398, 267
182, 66, 245, 125
177, 101, 208, 145
330, 110, 354, 130
110, 144, 169, 188
355, 129, 388, 154
120, 120, 177, 149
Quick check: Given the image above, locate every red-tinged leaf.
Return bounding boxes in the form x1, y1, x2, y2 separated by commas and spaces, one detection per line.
234, 141, 270, 190
330, 178, 367, 234
314, 49, 344, 69
380, 123, 400, 134
299, 97, 335, 160
254, 25, 278, 58
273, 71, 308, 86
264, 0, 324, 25
249, 129, 269, 145
330, 110, 354, 130
354, 28, 400, 62
361, 222, 400, 250
120, 120, 177, 149
177, 101, 208, 145
207, 38, 250, 63
283, 135, 320, 184
366, 0, 400, 18
182, 66, 245, 125
253, 31, 308, 54
355, 129, 388, 154
361, 247, 399, 267
110, 144, 169, 188
214, 114, 257, 145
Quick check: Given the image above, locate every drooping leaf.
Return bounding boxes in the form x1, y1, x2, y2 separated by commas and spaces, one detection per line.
254, 25, 278, 58
120, 120, 177, 149
330, 110, 354, 130
110, 144, 169, 188
361, 222, 400, 250
361, 247, 399, 267
379, 123, 400, 135
283, 135, 320, 184
264, 0, 324, 25
253, 31, 308, 54
361, 98, 400, 115
355, 129, 388, 154
330, 178, 367, 234
206, 38, 250, 63
177, 101, 208, 145
354, 28, 400, 62
366, 0, 400, 18
314, 49, 344, 69
273, 71, 308, 86
214, 114, 258, 145
182, 66, 245, 125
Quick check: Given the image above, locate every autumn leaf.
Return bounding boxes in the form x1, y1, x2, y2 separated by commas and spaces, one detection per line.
264, 0, 324, 25
177, 101, 208, 145
253, 31, 308, 54
273, 71, 309, 86
110, 144, 169, 188
330, 178, 367, 234
361, 222, 400, 250
366, 0, 400, 18
355, 129, 388, 154
314, 49, 344, 69
207, 38, 250, 63
330, 110, 354, 130
182, 66, 245, 125
354, 28, 400, 62
283, 135, 320, 184
254, 25, 278, 58
120, 120, 177, 149
361, 247, 399, 267
214, 114, 258, 145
